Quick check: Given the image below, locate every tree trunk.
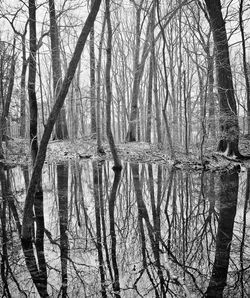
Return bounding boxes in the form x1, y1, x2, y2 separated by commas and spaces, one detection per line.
105, 0, 122, 170
239, 0, 250, 136
146, 5, 155, 143
153, 59, 162, 145
20, 35, 28, 138
49, 0, 68, 140
205, 0, 241, 157
28, 0, 38, 162
90, 0, 97, 136
0, 40, 16, 159
156, 1, 175, 158
96, 13, 106, 153
22, 0, 102, 241
207, 50, 216, 138
205, 167, 238, 297
125, 2, 143, 142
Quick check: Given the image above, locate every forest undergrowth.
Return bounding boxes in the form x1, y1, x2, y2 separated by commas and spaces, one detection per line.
2, 136, 250, 171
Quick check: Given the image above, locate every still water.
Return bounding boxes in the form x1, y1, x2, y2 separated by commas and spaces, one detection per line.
0, 161, 250, 297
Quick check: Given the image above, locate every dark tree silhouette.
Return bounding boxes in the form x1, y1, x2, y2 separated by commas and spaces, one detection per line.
205, 167, 238, 297
205, 0, 242, 157
57, 164, 69, 297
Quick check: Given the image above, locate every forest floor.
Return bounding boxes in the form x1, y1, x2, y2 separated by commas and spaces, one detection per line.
2, 136, 250, 170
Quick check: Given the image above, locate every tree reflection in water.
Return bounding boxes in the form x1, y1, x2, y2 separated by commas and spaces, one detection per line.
0, 161, 250, 297
57, 164, 69, 297
205, 166, 239, 297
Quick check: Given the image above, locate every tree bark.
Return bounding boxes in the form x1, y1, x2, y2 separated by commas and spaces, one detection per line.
90, 0, 97, 135
28, 0, 38, 162
20, 35, 28, 138
22, 0, 102, 240
96, 12, 106, 153
205, 0, 241, 156
49, 0, 69, 139
146, 5, 155, 143
126, 1, 144, 142
0, 40, 16, 159
239, 0, 250, 136
105, 0, 122, 170
207, 51, 216, 138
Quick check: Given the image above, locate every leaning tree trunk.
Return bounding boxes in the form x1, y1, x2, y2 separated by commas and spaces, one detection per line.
49, 0, 68, 140
205, 0, 241, 157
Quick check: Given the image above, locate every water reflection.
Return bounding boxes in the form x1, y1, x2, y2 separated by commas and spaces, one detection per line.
57, 164, 69, 297
0, 161, 250, 297
205, 167, 239, 297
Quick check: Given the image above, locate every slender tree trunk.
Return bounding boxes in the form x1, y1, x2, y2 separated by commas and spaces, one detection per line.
156, 1, 175, 158
105, 0, 122, 170
20, 35, 28, 138
125, 2, 143, 142
49, 0, 68, 140
183, 70, 189, 155
146, 5, 155, 143
205, 0, 241, 156
96, 13, 106, 154
153, 60, 162, 145
0, 40, 16, 159
28, 0, 38, 162
90, 0, 97, 136
239, 0, 250, 136
207, 50, 215, 138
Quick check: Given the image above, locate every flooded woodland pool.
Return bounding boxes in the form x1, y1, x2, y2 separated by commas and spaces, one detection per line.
1, 161, 250, 297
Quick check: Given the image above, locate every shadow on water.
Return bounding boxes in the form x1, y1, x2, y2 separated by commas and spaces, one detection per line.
0, 161, 250, 297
